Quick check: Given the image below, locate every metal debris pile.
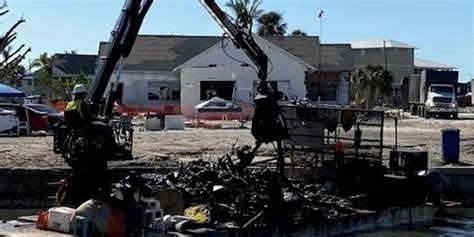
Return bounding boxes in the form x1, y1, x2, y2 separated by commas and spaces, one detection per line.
144, 148, 361, 229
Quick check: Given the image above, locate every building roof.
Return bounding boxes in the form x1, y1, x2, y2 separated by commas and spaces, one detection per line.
53, 53, 97, 77
350, 39, 417, 49
22, 72, 35, 80
98, 35, 222, 71
264, 36, 320, 66
174, 35, 317, 72
319, 44, 354, 71
414, 57, 456, 70
265, 36, 353, 71
100, 35, 353, 73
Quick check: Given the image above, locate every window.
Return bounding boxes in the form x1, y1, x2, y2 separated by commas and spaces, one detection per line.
430, 86, 453, 94
27, 80, 32, 86
148, 81, 180, 101
320, 83, 338, 101
433, 97, 452, 103
200, 81, 235, 101
171, 83, 180, 101
253, 81, 291, 101
307, 83, 338, 101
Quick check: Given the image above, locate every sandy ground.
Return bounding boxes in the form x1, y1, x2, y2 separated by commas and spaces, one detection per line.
1, 113, 474, 169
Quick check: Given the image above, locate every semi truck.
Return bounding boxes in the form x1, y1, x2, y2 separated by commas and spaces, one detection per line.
407, 70, 459, 119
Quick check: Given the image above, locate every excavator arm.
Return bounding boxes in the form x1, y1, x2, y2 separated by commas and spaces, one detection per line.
88, 0, 153, 116
54, 0, 153, 162
199, 0, 288, 174
199, 0, 268, 82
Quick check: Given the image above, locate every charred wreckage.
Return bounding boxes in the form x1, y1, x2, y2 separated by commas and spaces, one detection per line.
49, 0, 446, 235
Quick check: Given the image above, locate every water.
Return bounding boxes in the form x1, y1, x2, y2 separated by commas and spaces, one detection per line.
352, 208, 474, 236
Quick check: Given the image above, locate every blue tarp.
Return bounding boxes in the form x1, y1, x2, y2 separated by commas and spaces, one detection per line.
0, 84, 25, 97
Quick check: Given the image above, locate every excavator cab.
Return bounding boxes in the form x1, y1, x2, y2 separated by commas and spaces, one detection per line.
54, 110, 133, 162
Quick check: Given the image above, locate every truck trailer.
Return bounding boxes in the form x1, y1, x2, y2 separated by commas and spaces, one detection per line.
407, 70, 459, 119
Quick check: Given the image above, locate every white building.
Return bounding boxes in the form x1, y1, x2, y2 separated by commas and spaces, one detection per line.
174, 36, 315, 117
100, 36, 221, 114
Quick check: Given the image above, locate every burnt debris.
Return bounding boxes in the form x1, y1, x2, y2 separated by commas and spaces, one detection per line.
140, 150, 360, 230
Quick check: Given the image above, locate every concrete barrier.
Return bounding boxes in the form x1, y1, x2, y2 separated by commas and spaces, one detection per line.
226, 206, 435, 237
0, 168, 66, 208
437, 167, 474, 205
0, 167, 172, 209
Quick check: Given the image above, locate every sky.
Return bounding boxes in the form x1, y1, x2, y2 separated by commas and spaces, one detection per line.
1, 0, 473, 81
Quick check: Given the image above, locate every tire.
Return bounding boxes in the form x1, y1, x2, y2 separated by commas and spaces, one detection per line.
420, 106, 426, 118
410, 104, 416, 115
425, 111, 430, 119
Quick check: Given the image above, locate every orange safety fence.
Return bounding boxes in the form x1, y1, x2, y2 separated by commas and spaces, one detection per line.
116, 104, 182, 116
50, 100, 67, 112
46, 101, 255, 121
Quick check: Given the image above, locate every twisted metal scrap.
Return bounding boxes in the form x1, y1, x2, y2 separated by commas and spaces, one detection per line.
147, 147, 359, 229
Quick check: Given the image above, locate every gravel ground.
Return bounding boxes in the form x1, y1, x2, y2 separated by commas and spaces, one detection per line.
1, 114, 474, 169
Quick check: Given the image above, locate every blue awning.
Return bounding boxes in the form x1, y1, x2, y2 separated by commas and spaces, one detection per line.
0, 83, 25, 97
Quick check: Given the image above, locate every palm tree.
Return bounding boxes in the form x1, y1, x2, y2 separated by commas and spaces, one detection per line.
31, 53, 57, 75
31, 53, 64, 101
61, 72, 91, 101
291, 29, 307, 36
257, 12, 287, 36
225, 0, 263, 29
351, 64, 393, 108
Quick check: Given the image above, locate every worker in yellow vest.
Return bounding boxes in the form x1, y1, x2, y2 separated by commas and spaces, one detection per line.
66, 84, 95, 123
64, 84, 110, 207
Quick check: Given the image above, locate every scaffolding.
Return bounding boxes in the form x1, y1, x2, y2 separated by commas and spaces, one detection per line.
281, 105, 385, 170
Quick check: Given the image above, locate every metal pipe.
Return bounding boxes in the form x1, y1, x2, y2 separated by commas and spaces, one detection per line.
395, 116, 398, 150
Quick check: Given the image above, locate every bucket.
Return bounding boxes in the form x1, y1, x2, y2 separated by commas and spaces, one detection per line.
145, 112, 165, 131
145, 117, 162, 131
441, 128, 460, 163
164, 115, 185, 130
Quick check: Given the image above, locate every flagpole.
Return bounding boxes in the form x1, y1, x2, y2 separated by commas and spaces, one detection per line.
318, 10, 323, 104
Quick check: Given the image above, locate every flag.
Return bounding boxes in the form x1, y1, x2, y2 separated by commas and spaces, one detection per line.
318, 9, 324, 18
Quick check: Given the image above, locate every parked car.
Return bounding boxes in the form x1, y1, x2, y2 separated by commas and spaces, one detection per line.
0, 108, 18, 134
0, 104, 49, 133
26, 104, 64, 130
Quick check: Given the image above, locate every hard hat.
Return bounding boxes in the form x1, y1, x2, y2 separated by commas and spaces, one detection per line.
72, 84, 87, 94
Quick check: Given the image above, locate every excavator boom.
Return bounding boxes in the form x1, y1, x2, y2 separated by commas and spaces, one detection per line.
88, 0, 153, 116
199, 0, 268, 81
199, 0, 288, 174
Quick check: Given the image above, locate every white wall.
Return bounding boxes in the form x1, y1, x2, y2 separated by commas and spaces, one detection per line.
338, 73, 350, 106
178, 38, 310, 117
471, 79, 474, 105
110, 70, 179, 109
